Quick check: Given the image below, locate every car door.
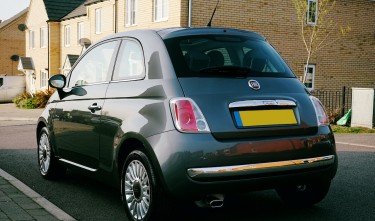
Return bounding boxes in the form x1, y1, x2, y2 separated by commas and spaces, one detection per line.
51, 40, 120, 171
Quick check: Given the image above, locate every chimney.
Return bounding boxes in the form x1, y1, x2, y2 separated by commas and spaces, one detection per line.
0, 20, 2, 24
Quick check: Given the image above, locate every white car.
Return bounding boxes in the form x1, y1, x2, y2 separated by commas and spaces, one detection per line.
0, 75, 26, 102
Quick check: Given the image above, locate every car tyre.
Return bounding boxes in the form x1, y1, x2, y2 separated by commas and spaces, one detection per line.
276, 181, 331, 207
37, 127, 66, 179
121, 150, 167, 221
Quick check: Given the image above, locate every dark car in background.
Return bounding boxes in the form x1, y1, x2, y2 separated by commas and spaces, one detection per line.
37, 27, 337, 221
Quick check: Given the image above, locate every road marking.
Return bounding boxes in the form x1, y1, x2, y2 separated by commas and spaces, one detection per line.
0, 169, 76, 221
336, 141, 375, 149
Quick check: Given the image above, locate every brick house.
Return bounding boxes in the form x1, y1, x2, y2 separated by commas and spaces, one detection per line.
0, 8, 28, 76
25, 0, 375, 95
21, 0, 85, 93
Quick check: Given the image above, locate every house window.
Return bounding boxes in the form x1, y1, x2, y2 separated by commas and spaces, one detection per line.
304, 64, 315, 90
40, 27, 47, 48
154, 0, 168, 22
78, 22, 84, 44
96, 8, 102, 34
65, 25, 70, 47
307, 0, 318, 25
29, 30, 35, 49
126, 0, 136, 26
40, 71, 48, 88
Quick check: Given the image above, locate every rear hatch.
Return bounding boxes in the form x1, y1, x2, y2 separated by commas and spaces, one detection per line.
178, 77, 318, 140
163, 30, 318, 140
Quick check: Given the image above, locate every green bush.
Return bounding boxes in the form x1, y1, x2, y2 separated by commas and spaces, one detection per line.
12, 89, 54, 109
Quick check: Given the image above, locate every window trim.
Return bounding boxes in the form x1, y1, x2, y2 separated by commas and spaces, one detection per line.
77, 22, 84, 45
126, 0, 137, 26
95, 8, 102, 34
40, 27, 47, 48
307, 0, 318, 26
29, 30, 35, 49
40, 70, 48, 88
64, 25, 71, 47
304, 64, 316, 91
154, 0, 168, 22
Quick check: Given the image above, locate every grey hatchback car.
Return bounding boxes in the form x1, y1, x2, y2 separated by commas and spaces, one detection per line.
37, 27, 337, 221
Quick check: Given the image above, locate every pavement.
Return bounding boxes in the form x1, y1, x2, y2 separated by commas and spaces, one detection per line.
0, 103, 75, 221
0, 102, 374, 221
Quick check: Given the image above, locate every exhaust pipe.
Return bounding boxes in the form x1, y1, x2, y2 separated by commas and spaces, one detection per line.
195, 194, 224, 208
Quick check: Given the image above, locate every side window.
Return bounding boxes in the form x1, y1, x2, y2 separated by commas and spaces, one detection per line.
0, 78, 3, 87
68, 41, 118, 87
113, 40, 145, 81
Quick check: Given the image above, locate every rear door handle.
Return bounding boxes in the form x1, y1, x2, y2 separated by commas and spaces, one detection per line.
88, 103, 102, 112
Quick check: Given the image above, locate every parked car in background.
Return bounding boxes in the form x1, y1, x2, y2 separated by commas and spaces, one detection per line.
37, 27, 338, 221
0, 75, 26, 103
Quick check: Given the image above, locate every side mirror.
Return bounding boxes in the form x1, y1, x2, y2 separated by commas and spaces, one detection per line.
49, 74, 66, 89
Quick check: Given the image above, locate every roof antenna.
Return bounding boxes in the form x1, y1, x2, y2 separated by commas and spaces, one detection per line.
207, 0, 221, 27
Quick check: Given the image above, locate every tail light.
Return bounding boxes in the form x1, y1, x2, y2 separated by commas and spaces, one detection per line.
170, 98, 210, 133
310, 96, 329, 126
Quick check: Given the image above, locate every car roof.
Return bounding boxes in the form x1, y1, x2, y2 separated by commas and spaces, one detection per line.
156, 27, 266, 41
96, 27, 266, 43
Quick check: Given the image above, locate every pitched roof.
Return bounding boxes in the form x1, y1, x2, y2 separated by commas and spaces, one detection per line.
18, 57, 35, 71
84, 0, 110, 6
62, 2, 87, 21
0, 8, 28, 30
43, 0, 86, 21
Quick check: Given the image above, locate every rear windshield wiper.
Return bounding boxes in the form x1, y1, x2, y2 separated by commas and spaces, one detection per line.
199, 66, 253, 77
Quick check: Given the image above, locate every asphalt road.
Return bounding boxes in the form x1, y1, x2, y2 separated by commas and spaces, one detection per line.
0, 124, 374, 221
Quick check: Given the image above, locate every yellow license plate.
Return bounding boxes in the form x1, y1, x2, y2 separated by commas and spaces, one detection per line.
234, 109, 297, 127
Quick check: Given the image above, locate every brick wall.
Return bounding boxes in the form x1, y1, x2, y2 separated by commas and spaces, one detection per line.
0, 13, 27, 75
117, 0, 181, 31
26, 0, 49, 92
188, 0, 375, 91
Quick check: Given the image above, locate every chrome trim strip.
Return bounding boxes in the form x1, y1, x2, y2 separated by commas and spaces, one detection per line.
187, 155, 334, 179
229, 100, 297, 108
59, 159, 97, 172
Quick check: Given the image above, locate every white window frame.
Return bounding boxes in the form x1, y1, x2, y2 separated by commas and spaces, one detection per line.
40, 70, 48, 88
307, 0, 318, 26
29, 30, 35, 49
154, 0, 168, 22
95, 8, 102, 34
126, 0, 137, 26
64, 25, 71, 47
304, 64, 315, 91
40, 27, 47, 48
78, 22, 84, 44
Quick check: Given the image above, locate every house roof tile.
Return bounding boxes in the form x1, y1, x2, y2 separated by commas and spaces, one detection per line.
62, 2, 87, 21
44, 0, 86, 21
84, 0, 110, 6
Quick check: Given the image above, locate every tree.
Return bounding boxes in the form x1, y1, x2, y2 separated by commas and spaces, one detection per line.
292, 0, 351, 84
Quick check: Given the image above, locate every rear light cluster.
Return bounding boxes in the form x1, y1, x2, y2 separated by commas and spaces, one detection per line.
170, 98, 210, 133
310, 96, 329, 126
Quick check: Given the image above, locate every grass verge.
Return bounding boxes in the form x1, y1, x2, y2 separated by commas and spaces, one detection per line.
331, 125, 375, 134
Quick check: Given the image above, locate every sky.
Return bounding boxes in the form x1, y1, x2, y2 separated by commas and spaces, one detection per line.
0, 0, 30, 22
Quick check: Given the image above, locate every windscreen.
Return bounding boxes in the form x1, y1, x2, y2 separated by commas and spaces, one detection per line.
164, 35, 295, 78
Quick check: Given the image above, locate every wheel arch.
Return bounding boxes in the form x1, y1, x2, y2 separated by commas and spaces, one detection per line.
116, 132, 168, 192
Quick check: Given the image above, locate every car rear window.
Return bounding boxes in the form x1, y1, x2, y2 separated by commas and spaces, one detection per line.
164, 35, 295, 78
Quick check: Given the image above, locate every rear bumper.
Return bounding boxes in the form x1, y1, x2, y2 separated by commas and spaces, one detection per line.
187, 155, 335, 179
147, 126, 337, 199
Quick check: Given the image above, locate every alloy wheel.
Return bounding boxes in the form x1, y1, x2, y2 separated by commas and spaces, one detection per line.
124, 160, 151, 220
38, 132, 51, 175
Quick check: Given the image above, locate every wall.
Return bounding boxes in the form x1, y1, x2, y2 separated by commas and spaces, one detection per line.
188, 0, 375, 91
0, 12, 27, 76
